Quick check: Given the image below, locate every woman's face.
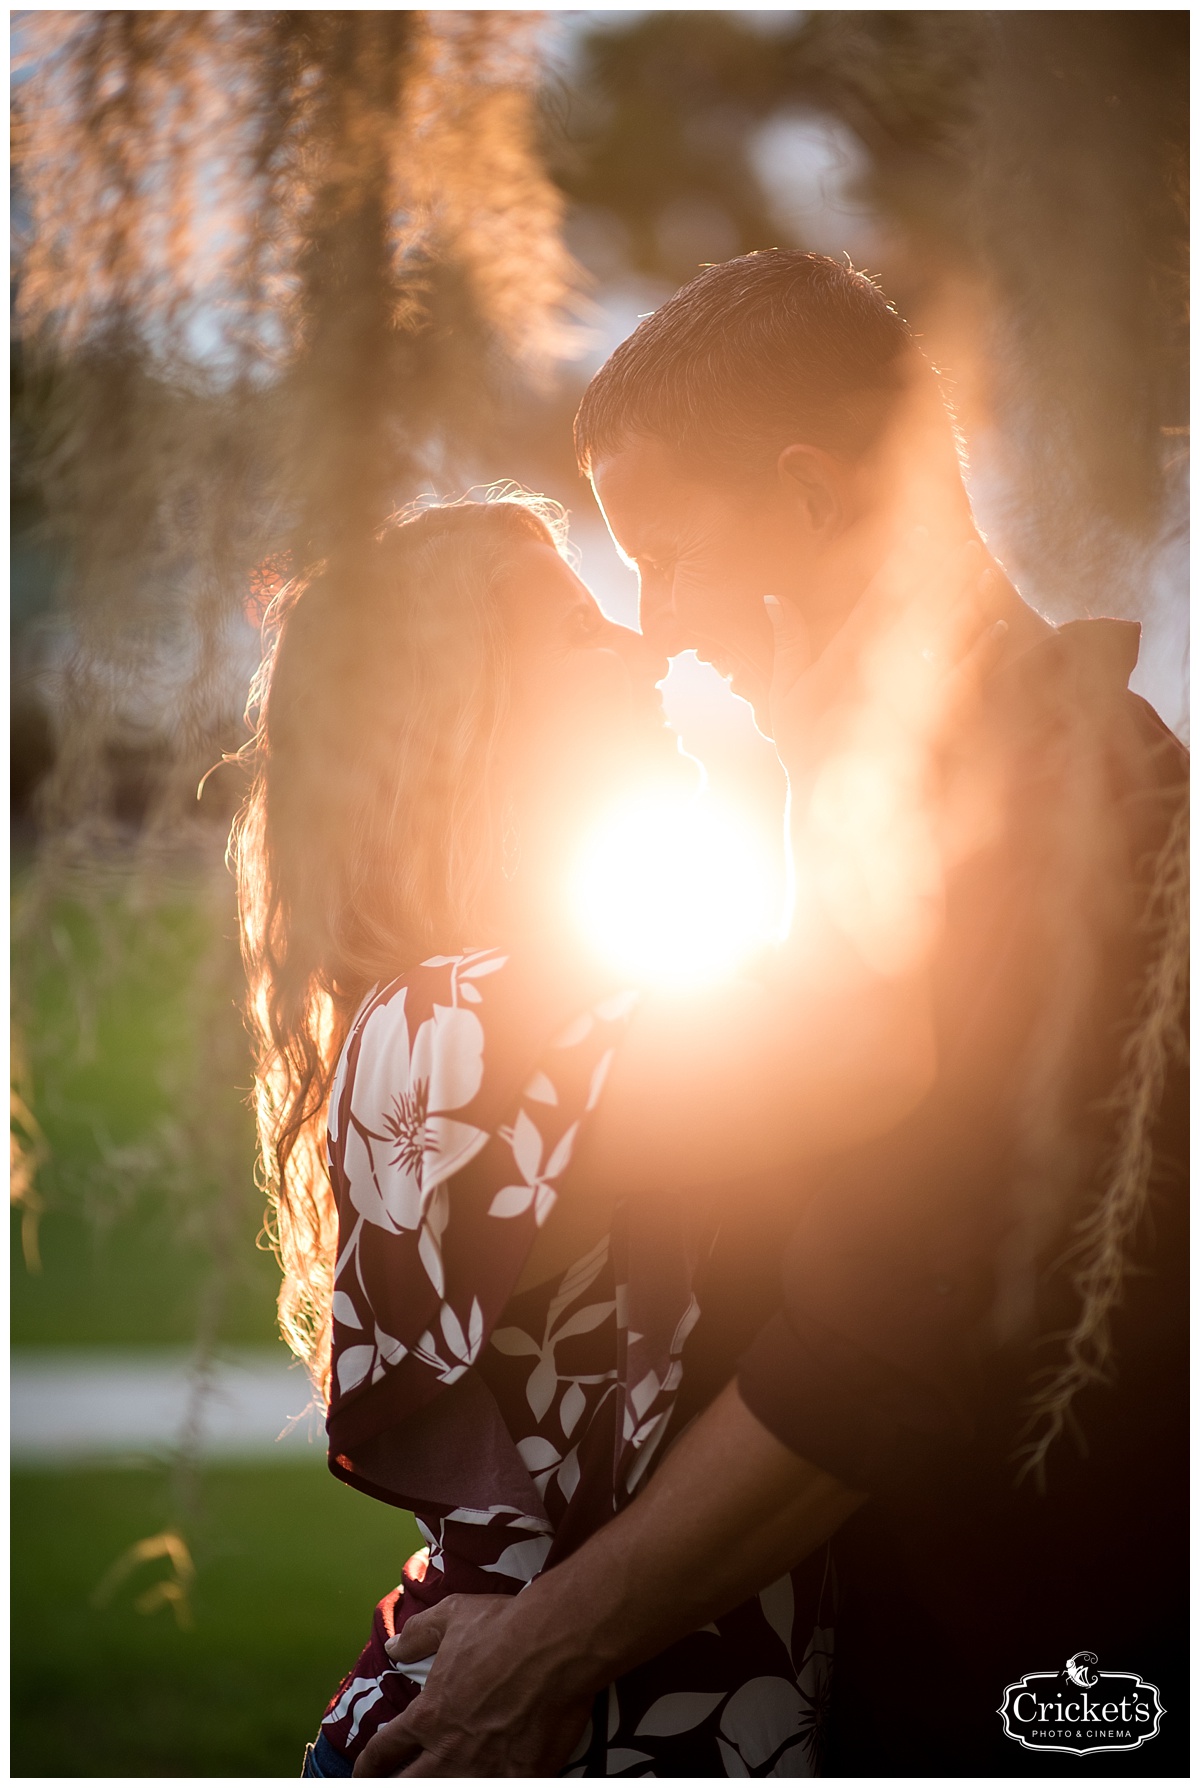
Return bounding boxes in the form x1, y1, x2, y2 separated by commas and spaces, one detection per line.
492, 538, 681, 863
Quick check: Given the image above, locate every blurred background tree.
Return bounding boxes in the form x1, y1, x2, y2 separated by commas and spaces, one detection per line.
540, 10, 1188, 631
10, 10, 1187, 1776
11, 18, 580, 1768
11, 5, 579, 1321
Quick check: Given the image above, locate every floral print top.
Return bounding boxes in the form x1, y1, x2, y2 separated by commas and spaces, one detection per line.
320, 949, 834, 1775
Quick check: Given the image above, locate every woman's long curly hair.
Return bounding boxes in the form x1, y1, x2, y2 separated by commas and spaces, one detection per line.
231, 495, 563, 1401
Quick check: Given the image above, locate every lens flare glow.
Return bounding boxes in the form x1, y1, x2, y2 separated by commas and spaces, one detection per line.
572, 790, 778, 988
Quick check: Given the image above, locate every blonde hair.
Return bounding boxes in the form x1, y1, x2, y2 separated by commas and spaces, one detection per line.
231, 496, 562, 1399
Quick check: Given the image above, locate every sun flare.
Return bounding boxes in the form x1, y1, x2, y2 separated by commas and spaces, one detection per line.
572, 790, 778, 988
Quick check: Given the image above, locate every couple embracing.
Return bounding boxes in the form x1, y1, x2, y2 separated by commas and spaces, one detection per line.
235, 252, 1187, 1778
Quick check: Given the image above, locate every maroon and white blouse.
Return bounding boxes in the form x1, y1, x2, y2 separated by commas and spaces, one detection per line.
320, 948, 833, 1775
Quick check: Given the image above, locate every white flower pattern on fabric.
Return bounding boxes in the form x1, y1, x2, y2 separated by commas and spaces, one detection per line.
327, 950, 511, 1394
342, 994, 488, 1234
491, 1235, 616, 1423
324, 1676, 387, 1750
412, 1296, 486, 1385
489, 1108, 580, 1226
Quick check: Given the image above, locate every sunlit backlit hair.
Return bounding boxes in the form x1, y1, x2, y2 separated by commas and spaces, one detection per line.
231, 494, 565, 1400
574, 250, 915, 479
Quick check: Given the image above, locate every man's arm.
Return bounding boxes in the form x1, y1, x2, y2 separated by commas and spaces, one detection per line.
353, 1381, 864, 1777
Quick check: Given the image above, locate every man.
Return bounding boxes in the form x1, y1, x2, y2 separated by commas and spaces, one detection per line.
357, 252, 1187, 1776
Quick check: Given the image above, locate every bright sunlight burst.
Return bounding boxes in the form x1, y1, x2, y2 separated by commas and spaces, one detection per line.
572, 790, 779, 988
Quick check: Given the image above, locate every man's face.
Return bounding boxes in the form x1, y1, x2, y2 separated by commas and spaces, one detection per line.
591, 437, 821, 725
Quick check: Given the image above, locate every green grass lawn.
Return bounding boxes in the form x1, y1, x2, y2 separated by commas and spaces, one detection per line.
13, 866, 280, 1350
11, 1463, 420, 1777
11, 1193, 281, 1350
12, 866, 418, 1775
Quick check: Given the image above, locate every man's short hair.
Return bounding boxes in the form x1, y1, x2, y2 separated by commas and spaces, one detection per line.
574, 250, 915, 478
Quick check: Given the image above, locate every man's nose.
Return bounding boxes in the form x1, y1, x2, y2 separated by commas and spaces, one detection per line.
637, 574, 685, 666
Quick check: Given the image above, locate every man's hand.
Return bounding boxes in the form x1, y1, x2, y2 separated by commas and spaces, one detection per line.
353, 1383, 862, 1776
352, 1594, 592, 1777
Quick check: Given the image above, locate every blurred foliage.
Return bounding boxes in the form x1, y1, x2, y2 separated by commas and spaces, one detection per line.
11, 1463, 420, 1776
92, 1527, 197, 1630
791, 12, 1188, 601
549, 12, 802, 283
547, 11, 1187, 610
13, 11, 579, 834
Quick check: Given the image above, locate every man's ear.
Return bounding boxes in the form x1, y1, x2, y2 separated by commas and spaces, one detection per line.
776, 444, 847, 536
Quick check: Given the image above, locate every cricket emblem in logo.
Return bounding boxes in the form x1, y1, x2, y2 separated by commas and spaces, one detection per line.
1063, 1652, 1098, 1690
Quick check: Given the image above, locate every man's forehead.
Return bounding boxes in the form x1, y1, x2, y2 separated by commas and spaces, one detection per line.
593, 435, 690, 494
592, 438, 709, 545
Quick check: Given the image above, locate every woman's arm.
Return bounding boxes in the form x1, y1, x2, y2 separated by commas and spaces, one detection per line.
354, 1380, 863, 1777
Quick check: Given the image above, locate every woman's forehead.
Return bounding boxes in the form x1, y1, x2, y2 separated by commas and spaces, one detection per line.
496, 538, 594, 620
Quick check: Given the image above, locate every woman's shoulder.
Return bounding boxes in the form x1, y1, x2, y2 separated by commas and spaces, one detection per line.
328, 944, 640, 1208
354, 946, 510, 1029
336, 947, 638, 1120
329, 947, 508, 1160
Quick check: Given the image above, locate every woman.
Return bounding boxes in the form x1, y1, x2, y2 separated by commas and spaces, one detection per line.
233, 496, 947, 1777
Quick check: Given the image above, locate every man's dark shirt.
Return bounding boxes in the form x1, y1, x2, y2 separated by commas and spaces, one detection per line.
727, 619, 1187, 1775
